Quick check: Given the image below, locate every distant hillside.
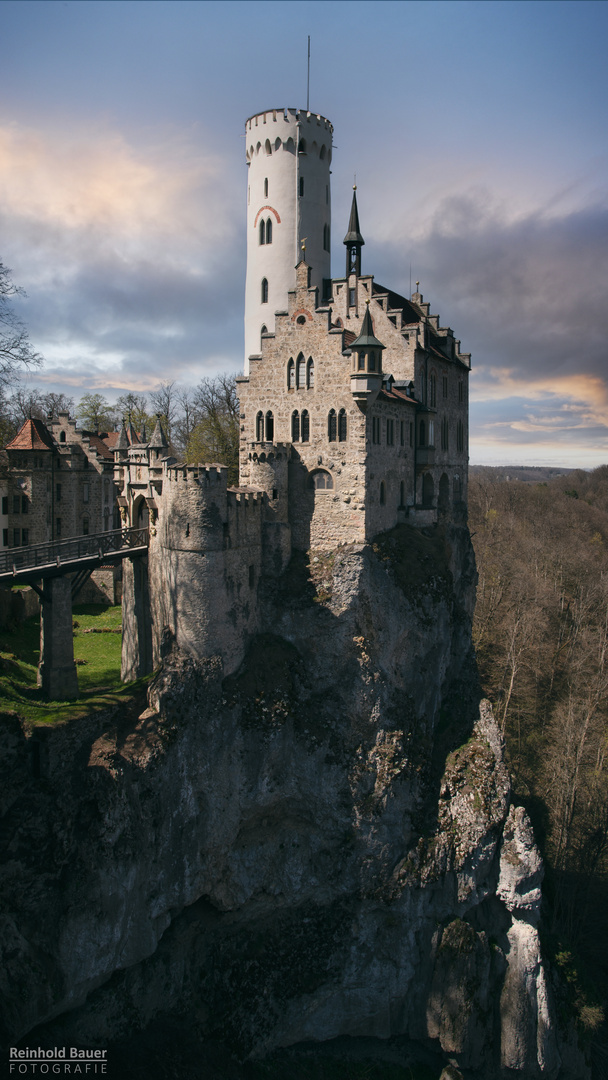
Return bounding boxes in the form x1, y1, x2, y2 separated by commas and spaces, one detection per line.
470, 464, 579, 483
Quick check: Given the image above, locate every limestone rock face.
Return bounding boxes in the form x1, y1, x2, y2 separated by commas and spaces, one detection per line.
0, 524, 579, 1077
497, 806, 544, 922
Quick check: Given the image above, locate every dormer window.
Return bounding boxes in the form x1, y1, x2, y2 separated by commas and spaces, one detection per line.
59, 431, 66, 443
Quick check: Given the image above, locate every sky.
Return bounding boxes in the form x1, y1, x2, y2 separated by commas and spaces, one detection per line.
1, 0, 607, 466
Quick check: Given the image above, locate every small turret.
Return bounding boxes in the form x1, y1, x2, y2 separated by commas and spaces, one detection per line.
344, 185, 365, 277
115, 422, 129, 457
126, 416, 139, 446
149, 414, 169, 452
349, 301, 385, 406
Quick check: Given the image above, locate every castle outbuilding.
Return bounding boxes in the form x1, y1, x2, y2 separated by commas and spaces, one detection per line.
116, 107, 471, 678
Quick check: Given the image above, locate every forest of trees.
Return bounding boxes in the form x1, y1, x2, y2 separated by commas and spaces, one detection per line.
469, 467, 608, 1058
0, 374, 240, 485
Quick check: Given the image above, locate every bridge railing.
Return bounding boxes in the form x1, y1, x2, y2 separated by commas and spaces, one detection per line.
0, 528, 149, 577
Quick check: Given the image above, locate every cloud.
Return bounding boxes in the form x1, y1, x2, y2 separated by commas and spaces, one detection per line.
0, 120, 244, 391
370, 185, 608, 465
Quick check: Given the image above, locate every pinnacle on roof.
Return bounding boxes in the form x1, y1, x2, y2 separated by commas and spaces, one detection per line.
116, 422, 129, 451
126, 417, 139, 446
343, 186, 365, 246
149, 415, 168, 449
350, 302, 385, 351
6, 417, 55, 452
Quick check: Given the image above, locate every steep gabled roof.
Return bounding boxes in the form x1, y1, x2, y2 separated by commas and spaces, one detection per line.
6, 417, 55, 451
372, 282, 420, 325
86, 434, 115, 460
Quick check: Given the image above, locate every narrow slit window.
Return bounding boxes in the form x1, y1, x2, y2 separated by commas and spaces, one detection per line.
307, 357, 314, 388
266, 217, 272, 244
261, 278, 268, 303
328, 409, 337, 442
291, 411, 300, 442
301, 410, 310, 442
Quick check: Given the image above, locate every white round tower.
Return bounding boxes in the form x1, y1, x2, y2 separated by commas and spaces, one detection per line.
244, 107, 333, 372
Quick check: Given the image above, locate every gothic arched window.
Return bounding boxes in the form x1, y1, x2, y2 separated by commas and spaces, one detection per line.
266, 218, 272, 244
265, 411, 274, 441
287, 358, 295, 389
338, 409, 347, 442
311, 469, 333, 490
261, 278, 268, 303
261, 324, 267, 348
256, 411, 264, 441
301, 410, 310, 442
328, 409, 337, 442
296, 353, 305, 389
259, 220, 265, 245
291, 411, 300, 442
306, 357, 314, 388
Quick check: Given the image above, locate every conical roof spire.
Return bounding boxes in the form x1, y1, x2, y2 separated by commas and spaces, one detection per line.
149, 414, 168, 450
116, 421, 129, 451
350, 302, 385, 351
126, 415, 139, 446
343, 186, 365, 246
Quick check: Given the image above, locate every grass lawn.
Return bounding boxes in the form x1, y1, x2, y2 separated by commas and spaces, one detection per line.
0, 602, 148, 724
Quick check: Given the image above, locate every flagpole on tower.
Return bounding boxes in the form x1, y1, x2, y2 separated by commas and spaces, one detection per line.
307, 36, 310, 111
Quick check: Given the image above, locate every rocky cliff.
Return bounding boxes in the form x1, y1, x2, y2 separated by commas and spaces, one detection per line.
0, 524, 587, 1077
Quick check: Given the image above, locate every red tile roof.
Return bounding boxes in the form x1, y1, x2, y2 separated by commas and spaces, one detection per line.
6, 418, 55, 451
378, 386, 417, 406
86, 434, 115, 460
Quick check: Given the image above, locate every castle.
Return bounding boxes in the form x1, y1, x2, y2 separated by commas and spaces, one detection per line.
117, 106, 471, 682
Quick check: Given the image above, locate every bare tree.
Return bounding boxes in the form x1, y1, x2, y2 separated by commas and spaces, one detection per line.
0, 261, 43, 384
149, 380, 178, 446
186, 373, 240, 484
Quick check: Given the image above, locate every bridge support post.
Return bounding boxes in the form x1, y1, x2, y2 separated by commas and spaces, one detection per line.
121, 555, 153, 681
38, 576, 79, 700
